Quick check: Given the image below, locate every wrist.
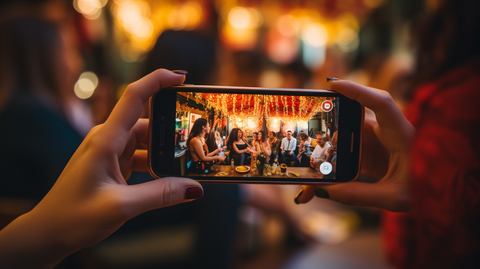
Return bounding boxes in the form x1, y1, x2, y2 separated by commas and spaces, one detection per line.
0, 210, 79, 268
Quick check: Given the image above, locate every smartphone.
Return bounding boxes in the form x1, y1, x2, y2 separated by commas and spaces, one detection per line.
149, 85, 363, 184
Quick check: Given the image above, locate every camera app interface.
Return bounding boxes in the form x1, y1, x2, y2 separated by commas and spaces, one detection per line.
173, 92, 338, 180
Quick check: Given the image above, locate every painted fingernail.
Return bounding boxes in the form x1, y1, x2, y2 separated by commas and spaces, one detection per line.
185, 186, 203, 199
173, 70, 188, 75
294, 188, 304, 204
314, 188, 330, 199
326, 77, 339, 82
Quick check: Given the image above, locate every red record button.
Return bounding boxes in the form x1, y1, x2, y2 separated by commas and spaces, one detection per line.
321, 100, 333, 112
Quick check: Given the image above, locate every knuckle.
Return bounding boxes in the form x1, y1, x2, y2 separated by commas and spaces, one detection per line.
340, 186, 360, 206
161, 180, 179, 207
83, 124, 116, 152
378, 91, 396, 108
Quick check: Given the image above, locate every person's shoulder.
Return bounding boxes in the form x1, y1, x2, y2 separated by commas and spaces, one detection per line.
190, 137, 201, 144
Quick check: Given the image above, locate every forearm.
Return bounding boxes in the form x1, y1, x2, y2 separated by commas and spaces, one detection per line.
206, 150, 218, 157
200, 155, 219, 162
0, 211, 76, 269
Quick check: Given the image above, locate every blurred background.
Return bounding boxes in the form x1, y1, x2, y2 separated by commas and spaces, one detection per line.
0, 0, 425, 268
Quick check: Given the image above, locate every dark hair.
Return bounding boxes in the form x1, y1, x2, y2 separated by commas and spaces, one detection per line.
187, 118, 208, 147
253, 132, 258, 135
257, 130, 266, 143
300, 132, 308, 141
0, 16, 63, 112
287, 130, 292, 133
316, 131, 322, 136
408, 0, 480, 98
226, 128, 241, 150
206, 131, 217, 153
269, 131, 276, 137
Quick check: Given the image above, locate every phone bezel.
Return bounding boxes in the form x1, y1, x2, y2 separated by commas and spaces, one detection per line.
149, 85, 363, 184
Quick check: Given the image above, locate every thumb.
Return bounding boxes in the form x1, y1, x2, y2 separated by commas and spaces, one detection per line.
314, 182, 410, 212
123, 177, 203, 217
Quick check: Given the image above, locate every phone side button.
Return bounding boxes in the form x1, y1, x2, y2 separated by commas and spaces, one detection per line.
351, 132, 354, 153
160, 124, 165, 146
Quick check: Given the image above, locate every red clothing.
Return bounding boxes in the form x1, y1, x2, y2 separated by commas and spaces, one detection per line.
384, 58, 480, 268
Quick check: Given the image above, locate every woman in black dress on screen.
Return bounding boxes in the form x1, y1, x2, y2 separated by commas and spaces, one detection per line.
226, 128, 252, 165
268, 131, 281, 164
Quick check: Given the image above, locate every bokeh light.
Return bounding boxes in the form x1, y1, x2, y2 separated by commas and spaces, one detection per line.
74, 71, 99, 99
302, 23, 328, 47
73, 0, 107, 20
229, 7, 251, 30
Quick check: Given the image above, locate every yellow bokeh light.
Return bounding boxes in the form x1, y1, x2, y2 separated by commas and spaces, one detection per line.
183, 2, 203, 30
79, 71, 99, 88
336, 27, 359, 52
74, 0, 105, 20
168, 6, 189, 31
277, 14, 299, 37
118, 1, 142, 27
132, 17, 154, 40
247, 8, 263, 28
229, 7, 251, 30
77, 0, 100, 15
74, 75, 97, 99
302, 23, 328, 47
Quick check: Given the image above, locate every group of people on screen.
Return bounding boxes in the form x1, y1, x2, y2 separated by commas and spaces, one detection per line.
186, 118, 337, 174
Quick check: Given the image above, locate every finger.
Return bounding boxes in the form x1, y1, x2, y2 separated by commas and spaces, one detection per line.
105, 69, 185, 136
294, 185, 316, 204
131, 149, 148, 172
313, 182, 410, 212
328, 80, 412, 133
122, 177, 203, 218
132, 118, 149, 145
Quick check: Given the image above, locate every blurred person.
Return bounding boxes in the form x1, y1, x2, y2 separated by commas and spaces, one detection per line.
215, 131, 223, 149
310, 133, 332, 170
0, 16, 89, 203
268, 131, 281, 165
321, 130, 331, 141
131, 27, 241, 269
206, 118, 221, 154
296, 132, 310, 167
227, 128, 252, 165
331, 124, 338, 148
325, 146, 337, 173
252, 130, 271, 163
296, 1, 480, 268
187, 118, 225, 174
281, 130, 296, 166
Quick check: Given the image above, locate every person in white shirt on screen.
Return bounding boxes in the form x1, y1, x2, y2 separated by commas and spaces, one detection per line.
281, 130, 297, 165
310, 132, 332, 169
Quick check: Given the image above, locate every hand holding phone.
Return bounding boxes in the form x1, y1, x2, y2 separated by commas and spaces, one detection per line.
295, 80, 414, 212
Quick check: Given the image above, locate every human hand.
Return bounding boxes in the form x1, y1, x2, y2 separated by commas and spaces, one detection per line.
295, 79, 414, 212
217, 156, 226, 162
0, 69, 203, 268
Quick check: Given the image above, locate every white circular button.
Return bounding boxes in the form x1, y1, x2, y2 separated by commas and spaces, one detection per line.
320, 162, 332, 175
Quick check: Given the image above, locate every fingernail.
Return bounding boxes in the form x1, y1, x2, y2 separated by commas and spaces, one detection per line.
326, 77, 339, 82
173, 70, 188, 75
294, 188, 304, 205
314, 188, 330, 199
185, 186, 203, 199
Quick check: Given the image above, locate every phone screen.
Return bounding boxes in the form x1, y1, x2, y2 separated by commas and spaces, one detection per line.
172, 91, 339, 181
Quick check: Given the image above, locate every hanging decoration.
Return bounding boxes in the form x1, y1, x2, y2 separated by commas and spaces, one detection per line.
188, 92, 327, 130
